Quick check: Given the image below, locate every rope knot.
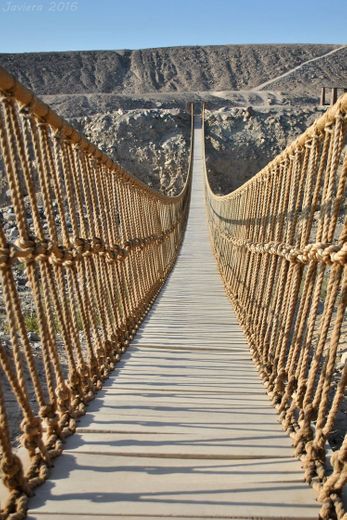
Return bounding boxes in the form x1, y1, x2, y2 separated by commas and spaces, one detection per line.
55, 383, 71, 409
49, 244, 64, 265
50, 244, 74, 267
36, 240, 50, 262
73, 237, 92, 259
13, 238, 36, 263
20, 416, 42, 451
39, 404, 54, 418
82, 238, 92, 257
263, 242, 274, 254
68, 370, 82, 390
106, 247, 116, 263
123, 240, 132, 252
331, 242, 347, 265
1, 453, 29, 493
121, 245, 129, 258
91, 237, 102, 253
288, 248, 300, 264
72, 237, 86, 259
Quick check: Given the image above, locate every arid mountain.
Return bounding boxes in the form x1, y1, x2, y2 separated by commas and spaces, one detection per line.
0, 44, 344, 96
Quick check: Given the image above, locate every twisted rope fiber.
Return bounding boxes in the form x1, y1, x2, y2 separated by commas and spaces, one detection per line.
204, 95, 347, 520
0, 67, 193, 519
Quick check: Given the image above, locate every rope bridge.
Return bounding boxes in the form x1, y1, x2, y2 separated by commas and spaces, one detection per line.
0, 62, 346, 520
205, 97, 347, 519
0, 67, 192, 519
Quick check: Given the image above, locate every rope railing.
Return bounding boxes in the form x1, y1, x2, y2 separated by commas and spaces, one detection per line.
0, 67, 193, 519
204, 97, 347, 519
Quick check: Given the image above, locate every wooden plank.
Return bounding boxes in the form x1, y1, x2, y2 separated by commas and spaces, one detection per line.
28, 453, 319, 519
63, 431, 296, 458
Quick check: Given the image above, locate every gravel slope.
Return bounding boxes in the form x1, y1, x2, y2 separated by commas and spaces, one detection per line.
0, 44, 340, 96
204, 106, 325, 194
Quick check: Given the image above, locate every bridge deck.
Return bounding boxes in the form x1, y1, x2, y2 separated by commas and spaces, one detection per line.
28, 119, 320, 519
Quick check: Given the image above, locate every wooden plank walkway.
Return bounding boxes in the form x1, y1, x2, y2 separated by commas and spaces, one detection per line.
28, 118, 320, 519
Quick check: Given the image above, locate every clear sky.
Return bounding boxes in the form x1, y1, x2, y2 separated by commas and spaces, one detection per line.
0, 0, 346, 53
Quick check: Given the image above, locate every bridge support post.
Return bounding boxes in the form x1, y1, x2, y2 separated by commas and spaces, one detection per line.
331, 87, 338, 105
320, 87, 326, 106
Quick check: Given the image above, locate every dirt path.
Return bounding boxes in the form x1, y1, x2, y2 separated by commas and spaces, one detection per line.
254, 45, 347, 90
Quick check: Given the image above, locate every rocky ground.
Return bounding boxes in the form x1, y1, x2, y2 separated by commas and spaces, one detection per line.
204, 105, 325, 194
71, 108, 190, 196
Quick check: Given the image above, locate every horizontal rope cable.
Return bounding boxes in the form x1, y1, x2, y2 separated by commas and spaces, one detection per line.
0, 66, 193, 519
204, 95, 347, 520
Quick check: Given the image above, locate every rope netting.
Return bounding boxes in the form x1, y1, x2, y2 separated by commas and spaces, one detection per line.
0, 67, 193, 519
205, 96, 347, 519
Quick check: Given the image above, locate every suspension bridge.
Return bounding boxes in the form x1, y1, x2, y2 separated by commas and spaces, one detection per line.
0, 67, 346, 520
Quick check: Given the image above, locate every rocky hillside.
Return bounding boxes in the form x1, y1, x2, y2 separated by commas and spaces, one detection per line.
204, 106, 324, 194
256, 46, 347, 95
72, 108, 190, 195
0, 44, 344, 97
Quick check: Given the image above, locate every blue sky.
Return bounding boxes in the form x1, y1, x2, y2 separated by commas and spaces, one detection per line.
0, 0, 346, 53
